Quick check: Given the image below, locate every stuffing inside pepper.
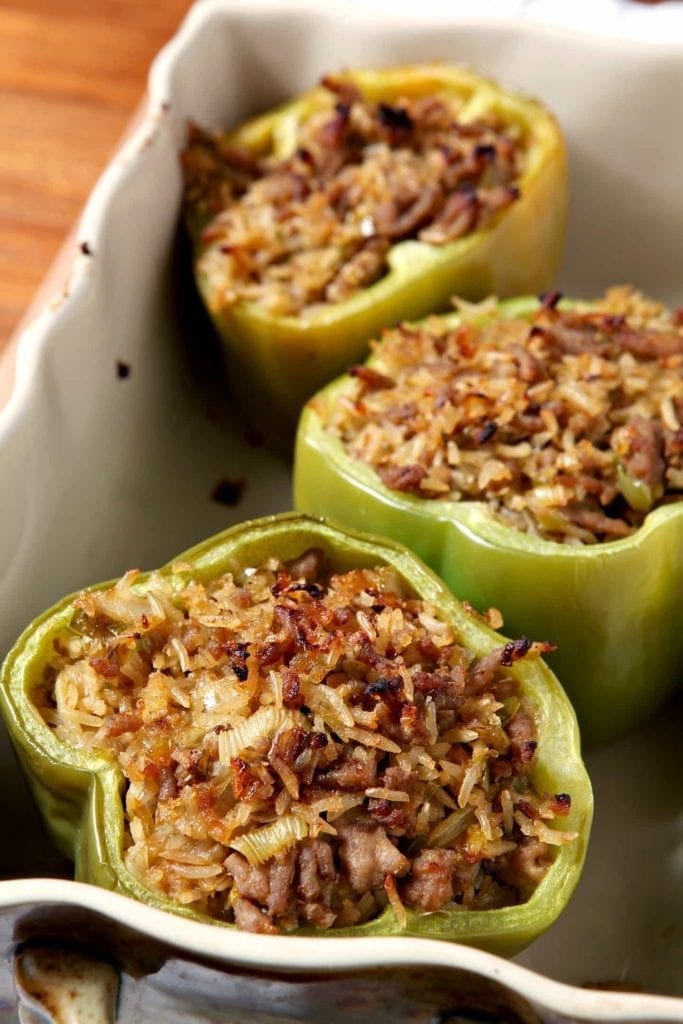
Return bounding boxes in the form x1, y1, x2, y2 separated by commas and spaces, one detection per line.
183, 73, 524, 317
324, 287, 683, 544
36, 549, 575, 934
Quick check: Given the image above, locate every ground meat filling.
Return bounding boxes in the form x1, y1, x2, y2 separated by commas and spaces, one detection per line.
182, 75, 524, 317
38, 551, 576, 933
325, 287, 683, 544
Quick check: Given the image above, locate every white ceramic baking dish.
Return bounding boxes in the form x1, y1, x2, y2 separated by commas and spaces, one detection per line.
0, 1, 681, 1019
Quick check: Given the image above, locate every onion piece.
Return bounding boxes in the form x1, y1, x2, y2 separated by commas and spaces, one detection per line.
219, 706, 289, 762
616, 463, 655, 512
229, 814, 308, 865
427, 806, 475, 848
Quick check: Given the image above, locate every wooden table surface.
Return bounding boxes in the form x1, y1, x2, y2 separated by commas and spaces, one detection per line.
0, 0, 193, 361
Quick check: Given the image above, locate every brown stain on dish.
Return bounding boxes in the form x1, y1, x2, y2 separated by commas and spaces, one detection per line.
15, 946, 119, 1024
116, 360, 131, 379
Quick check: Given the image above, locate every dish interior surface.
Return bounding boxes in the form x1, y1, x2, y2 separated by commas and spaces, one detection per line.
0, 0, 681, 1000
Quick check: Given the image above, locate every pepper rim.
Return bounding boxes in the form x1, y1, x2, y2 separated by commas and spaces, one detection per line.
0, 512, 592, 946
192, 63, 565, 329
298, 298, 683, 558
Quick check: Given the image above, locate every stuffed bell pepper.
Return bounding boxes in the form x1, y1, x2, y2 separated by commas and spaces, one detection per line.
183, 63, 567, 436
294, 289, 683, 745
0, 514, 591, 952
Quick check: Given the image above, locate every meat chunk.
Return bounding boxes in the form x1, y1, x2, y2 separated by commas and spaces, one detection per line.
317, 751, 377, 790
224, 852, 270, 904
613, 416, 665, 491
614, 326, 683, 358
468, 639, 532, 693
378, 463, 427, 493
267, 849, 297, 916
232, 897, 279, 935
419, 187, 478, 244
497, 836, 552, 900
506, 709, 538, 769
337, 821, 410, 893
348, 363, 395, 391
325, 238, 389, 303
298, 838, 337, 901
225, 849, 296, 920
566, 507, 631, 539
401, 848, 458, 912
106, 712, 143, 737
284, 546, 328, 581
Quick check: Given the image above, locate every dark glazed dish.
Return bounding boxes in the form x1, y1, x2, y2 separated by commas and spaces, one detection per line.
183, 63, 566, 434
294, 292, 683, 744
0, 515, 591, 953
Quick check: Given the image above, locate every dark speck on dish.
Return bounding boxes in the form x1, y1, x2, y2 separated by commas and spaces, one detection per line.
582, 980, 646, 993
243, 427, 265, 447
116, 361, 131, 379
80, 241, 92, 256
212, 477, 246, 505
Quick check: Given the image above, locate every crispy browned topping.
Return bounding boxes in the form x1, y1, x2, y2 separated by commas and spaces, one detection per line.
182, 77, 523, 316
38, 553, 574, 933
326, 287, 683, 544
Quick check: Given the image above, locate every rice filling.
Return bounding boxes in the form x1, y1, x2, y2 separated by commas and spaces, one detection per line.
324, 287, 683, 544
38, 549, 576, 933
183, 75, 524, 317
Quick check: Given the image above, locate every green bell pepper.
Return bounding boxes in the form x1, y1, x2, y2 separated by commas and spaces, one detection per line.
0, 513, 591, 954
185, 63, 566, 437
294, 302, 683, 746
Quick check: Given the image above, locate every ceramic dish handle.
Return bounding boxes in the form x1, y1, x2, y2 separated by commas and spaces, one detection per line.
9, 944, 562, 1024
7, 943, 676, 1024
10, 944, 556, 1024
0, 890, 680, 1024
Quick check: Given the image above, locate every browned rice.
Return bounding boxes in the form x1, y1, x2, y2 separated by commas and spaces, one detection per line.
36, 551, 576, 932
325, 287, 683, 544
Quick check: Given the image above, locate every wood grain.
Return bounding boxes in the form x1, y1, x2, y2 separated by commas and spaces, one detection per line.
0, 0, 193, 353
